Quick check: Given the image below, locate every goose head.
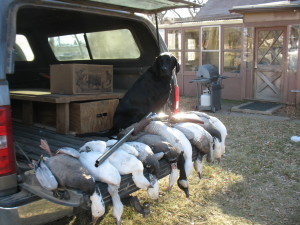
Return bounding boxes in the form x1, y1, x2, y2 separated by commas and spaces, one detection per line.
213, 137, 222, 161
147, 176, 159, 200
168, 162, 179, 191
177, 179, 189, 198
193, 154, 204, 179
56, 147, 80, 158
199, 136, 211, 154
164, 150, 180, 163
151, 141, 180, 163
90, 186, 105, 225
79, 140, 106, 154
143, 155, 160, 177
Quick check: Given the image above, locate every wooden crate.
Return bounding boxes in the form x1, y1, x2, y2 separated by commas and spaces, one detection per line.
70, 99, 119, 134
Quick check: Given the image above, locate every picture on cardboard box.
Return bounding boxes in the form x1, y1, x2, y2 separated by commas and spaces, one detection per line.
75, 69, 112, 93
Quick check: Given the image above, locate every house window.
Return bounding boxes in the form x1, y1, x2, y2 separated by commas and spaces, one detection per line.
167, 30, 182, 65
288, 25, 299, 72
244, 27, 254, 70
184, 29, 199, 71
223, 26, 242, 73
202, 26, 219, 69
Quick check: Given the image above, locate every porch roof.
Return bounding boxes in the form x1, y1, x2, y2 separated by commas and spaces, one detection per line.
230, 0, 300, 14
196, 0, 284, 21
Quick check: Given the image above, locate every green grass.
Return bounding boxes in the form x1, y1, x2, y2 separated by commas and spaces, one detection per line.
47, 111, 300, 225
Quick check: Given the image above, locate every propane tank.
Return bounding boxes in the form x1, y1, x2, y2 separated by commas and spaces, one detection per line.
201, 89, 211, 107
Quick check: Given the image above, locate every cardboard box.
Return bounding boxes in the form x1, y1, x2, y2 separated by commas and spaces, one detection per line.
50, 64, 113, 94
70, 99, 119, 134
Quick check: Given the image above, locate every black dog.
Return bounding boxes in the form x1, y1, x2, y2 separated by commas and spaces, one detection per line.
113, 52, 180, 133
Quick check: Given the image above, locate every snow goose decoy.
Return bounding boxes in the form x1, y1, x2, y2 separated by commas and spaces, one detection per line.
144, 121, 193, 176
106, 139, 139, 157
125, 141, 162, 200
125, 142, 161, 178
105, 140, 151, 190
144, 121, 193, 197
179, 112, 222, 142
173, 122, 215, 178
79, 140, 124, 225
189, 111, 227, 159
90, 186, 106, 225
135, 134, 180, 193
39, 140, 105, 225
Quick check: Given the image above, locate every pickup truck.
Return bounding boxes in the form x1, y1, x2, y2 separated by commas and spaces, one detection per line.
0, 0, 200, 224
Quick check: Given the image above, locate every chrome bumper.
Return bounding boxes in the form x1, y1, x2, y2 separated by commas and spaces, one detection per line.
0, 198, 73, 225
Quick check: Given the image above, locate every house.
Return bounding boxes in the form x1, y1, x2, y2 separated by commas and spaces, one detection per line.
159, 0, 300, 106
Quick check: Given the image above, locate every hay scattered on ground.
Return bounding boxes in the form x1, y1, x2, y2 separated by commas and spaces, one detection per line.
47, 97, 300, 225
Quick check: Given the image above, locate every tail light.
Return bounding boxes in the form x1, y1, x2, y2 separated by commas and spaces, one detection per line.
174, 84, 179, 114
0, 106, 16, 176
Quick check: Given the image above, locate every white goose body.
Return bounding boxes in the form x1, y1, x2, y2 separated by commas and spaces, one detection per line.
107, 148, 151, 190
125, 141, 160, 199
173, 122, 215, 178
79, 151, 121, 186
126, 141, 154, 161
190, 111, 227, 159
79, 141, 124, 225
136, 134, 179, 192
173, 122, 215, 162
208, 115, 227, 156
106, 139, 139, 157
145, 121, 193, 177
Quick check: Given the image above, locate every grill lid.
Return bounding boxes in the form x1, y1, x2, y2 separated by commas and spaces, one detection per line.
196, 64, 219, 79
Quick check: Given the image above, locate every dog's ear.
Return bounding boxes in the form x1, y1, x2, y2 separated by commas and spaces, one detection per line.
171, 55, 180, 73
176, 61, 180, 73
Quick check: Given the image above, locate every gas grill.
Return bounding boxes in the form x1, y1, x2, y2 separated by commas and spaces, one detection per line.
189, 64, 227, 112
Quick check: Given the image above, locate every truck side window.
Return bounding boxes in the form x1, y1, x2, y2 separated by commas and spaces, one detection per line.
15, 34, 34, 61
48, 33, 89, 61
48, 29, 140, 61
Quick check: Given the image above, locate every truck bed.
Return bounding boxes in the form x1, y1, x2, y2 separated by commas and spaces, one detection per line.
6, 122, 179, 208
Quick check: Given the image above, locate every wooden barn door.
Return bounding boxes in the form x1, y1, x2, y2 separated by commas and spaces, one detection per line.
254, 27, 286, 102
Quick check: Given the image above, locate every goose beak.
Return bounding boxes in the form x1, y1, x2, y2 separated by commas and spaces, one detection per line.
170, 162, 177, 170
178, 184, 190, 198
198, 172, 202, 179
178, 179, 190, 198
92, 216, 99, 225
183, 188, 190, 198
